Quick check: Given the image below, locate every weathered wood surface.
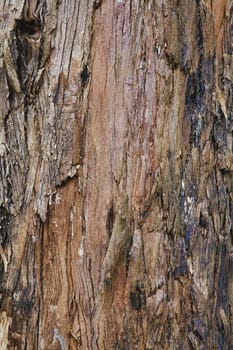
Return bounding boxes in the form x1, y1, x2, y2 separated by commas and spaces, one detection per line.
0, 0, 232, 349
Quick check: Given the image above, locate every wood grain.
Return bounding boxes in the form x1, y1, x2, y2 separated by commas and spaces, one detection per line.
0, 0, 232, 349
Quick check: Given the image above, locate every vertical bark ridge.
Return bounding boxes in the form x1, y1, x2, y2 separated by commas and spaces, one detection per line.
0, 0, 232, 349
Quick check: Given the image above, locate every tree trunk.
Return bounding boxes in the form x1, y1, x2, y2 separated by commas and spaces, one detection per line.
0, 0, 232, 349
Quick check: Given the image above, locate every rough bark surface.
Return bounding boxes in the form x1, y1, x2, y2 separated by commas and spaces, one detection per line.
0, 0, 232, 349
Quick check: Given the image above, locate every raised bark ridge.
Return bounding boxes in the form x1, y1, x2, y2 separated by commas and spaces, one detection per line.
0, 0, 232, 349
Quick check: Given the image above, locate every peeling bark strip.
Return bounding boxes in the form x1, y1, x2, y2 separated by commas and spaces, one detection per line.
0, 0, 232, 349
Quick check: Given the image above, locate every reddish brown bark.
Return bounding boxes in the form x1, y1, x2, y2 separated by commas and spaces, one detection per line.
0, 0, 232, 349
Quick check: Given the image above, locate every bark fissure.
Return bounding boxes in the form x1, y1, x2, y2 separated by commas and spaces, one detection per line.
0, 0, 232, 349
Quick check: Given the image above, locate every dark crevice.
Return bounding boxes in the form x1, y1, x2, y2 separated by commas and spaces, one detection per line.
15, 19, 42, 36
125, 234, 133, 276
0, 205, 12, 278
185, 71, 205, 115
199, 212, 208, 228
231, 131, 233, 154
0, 206, 11, 248
129, 280, 146, 311
14, 19, 43, 92
93, 0, 102, 10
80, 65, 90, 89
53, 74, 61, 104
7, 84, 16, 104
106, 204, 115, 238
196, 0, 204, 61
172, 241, 189, 278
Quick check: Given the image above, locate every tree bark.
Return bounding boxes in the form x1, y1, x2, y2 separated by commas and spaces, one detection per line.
0, 0, 232, 349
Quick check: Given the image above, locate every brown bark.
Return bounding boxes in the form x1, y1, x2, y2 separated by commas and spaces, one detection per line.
0, 0, 232, 349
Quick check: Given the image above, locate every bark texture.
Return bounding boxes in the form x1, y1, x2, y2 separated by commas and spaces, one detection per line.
0, 0, 232, 349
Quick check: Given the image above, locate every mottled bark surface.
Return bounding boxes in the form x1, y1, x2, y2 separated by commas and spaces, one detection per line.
0, 0, 232, 349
